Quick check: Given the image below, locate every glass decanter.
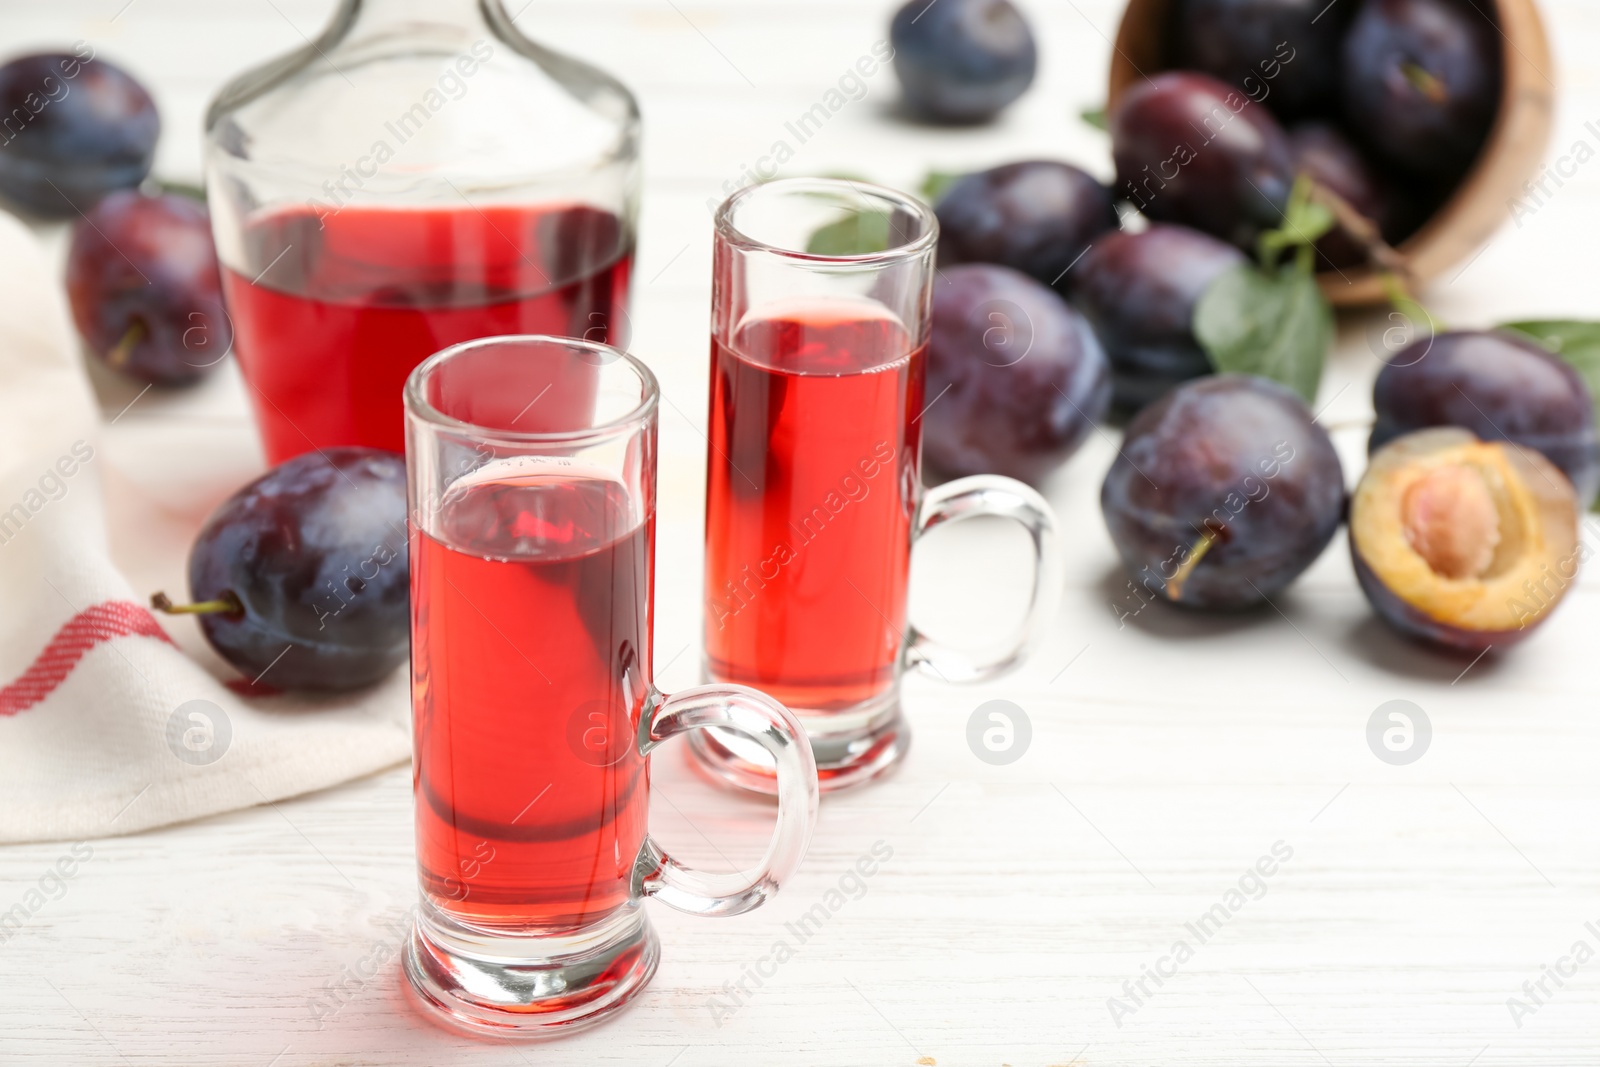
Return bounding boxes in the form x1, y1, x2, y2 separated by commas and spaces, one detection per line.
204, 0, 639, 464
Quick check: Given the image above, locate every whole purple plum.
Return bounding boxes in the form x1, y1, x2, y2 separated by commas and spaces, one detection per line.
0, 50, 158, 216
66, 190, 232, 386
1172, 0, 1355, 121
924, 264, 1111, 484
1341, 0, 1501, 179
935, 161, 1118, 296
1101, 375, 1344, 609
889, 0, 1037, 123
1069, 224, 1248, 410
1371, 330, 1599, 507
1289, 122, 1414, 269
158, 448, 411, 691
1111, 71, 1297, 250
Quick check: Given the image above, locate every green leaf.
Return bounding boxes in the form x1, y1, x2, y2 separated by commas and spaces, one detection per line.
805, 209, 892, 256
1080, 106, 1109, 131
1256, 175, 1335, 272
1501, 319, 1600, 363
1284, 196, 1336, 249
1193, 262, 1334, 404
919, 170, 965, 205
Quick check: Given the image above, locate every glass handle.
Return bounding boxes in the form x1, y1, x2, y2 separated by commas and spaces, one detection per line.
904, 475, 1062, 684
633, 685, 819, 917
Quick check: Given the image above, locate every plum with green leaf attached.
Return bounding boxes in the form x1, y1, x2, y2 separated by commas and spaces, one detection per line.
1190, 177, 1338, 406
1289, 123, 1416, 269
1371, 330, 1600, 508
1069, 224, 1247, 410
1111, 71, 1297, 251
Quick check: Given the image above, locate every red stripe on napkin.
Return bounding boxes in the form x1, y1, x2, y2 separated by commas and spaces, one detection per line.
0, 601, 176, 717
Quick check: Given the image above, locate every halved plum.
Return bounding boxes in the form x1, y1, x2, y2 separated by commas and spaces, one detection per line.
1351, 428, 1581, 653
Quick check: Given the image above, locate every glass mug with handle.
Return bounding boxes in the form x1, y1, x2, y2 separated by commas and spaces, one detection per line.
695, 178, 1062, 794
404, 335, 819, 1036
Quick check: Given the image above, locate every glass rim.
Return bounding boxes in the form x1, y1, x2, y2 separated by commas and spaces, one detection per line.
403, 334, 659, 444
713, 176, 939, 266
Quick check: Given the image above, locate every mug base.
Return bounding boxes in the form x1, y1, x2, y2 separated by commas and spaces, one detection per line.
403, 901, 659, 1039
687, 687, 908, 795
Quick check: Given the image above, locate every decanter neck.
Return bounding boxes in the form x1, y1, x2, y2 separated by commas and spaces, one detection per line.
336, 0, 503, 38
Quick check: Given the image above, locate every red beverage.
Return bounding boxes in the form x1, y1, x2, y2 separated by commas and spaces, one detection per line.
412, 463, 652, 933
704, 301, 926, 712
222, 204, 632, 464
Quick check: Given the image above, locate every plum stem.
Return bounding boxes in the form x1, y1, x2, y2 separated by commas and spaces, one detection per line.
1400, 62, 1450, 104
1165, 528, 1219, 602
1377, 271, 1445, 334
1304, 180, 1411, 278
107, 320, 146, 369
148, 177, 208, 202
150, 591, 243, 617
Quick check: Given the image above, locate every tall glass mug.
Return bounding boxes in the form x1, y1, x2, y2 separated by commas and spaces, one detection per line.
695, 179, 1062, 794
403, 335, 818, 1037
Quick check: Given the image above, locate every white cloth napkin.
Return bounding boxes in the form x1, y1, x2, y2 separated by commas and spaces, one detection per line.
0, 210, 410, 844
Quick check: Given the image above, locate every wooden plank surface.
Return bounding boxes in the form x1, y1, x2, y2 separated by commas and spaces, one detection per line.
3, 1, 1600, 1064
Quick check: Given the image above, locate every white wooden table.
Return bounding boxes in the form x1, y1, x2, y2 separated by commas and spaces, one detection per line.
4, 1, 1600, 1063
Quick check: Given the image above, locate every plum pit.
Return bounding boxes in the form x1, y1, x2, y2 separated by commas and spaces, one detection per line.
1400, 463, 1502, 580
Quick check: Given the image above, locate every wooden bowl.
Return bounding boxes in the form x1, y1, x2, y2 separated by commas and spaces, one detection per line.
1107, 0, 1555, 306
